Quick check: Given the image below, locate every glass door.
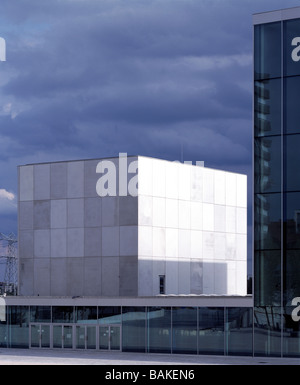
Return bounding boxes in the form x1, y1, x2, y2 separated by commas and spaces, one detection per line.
41, 325, 50, 348
99, 325, 121, 351
30, 324, 50, 348
30, 324, 40, 348
110, 326, 121, 351
76, 326, 85, 349
99, 326, 109, 350
63, 325, 73, 349
76, 325, 96, 350
87, 326, 96, 350
53, 325, 74, 349
53, 325, 62, 348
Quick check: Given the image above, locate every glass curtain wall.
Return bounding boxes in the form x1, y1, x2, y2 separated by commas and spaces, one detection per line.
254, 17, 300, 357
0, 305, 254, 353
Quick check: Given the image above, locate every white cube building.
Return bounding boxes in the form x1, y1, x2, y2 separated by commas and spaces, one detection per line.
18, 155, 247, 297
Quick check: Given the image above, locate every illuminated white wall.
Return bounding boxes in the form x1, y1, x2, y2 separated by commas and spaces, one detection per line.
18, 156, 247, 297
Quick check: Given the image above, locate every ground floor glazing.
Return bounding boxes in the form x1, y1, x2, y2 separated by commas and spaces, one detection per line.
1, 304, 300, 357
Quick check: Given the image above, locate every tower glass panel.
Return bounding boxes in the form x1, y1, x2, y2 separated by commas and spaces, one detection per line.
254, 10, 300, 357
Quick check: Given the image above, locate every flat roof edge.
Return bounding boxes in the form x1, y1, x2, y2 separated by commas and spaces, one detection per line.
253, 7, 300, 25
3, 295, 253, 308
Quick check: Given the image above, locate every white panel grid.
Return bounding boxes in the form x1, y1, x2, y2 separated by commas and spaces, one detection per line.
203, 169, 214, 204
191, 230, 202, 259
138, 157, 153, 196
152, 227, 166, 258
165, 162, 179, 199
165, 228, 178, 259
225, 172, 237, 207
152, 159, 166, 198
165, 199, 178, 228
178, 229, 191, 259
138, 226, 153, 257
214, 170, 226, 205
138, 195, 153, 226
152, 197, 166, 228
178, 163, 191, 201
203, 203, 214, 231
178, 200, 190, 229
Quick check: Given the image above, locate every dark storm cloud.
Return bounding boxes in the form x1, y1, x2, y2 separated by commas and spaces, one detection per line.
1, 0, 255, 153
0, 0, 299, 234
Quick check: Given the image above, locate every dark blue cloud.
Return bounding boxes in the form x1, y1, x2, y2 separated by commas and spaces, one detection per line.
0, 0, 299, 274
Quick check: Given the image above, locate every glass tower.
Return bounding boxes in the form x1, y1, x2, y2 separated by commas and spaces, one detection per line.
254, 9, 300, 357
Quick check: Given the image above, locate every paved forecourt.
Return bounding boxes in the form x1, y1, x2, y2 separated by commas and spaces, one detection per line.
0, 349, 299, 365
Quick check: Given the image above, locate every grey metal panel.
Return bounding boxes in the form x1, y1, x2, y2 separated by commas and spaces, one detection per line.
67, 228, 84, 257
66, 258, 84, 296
253, 10, 283, 25
50, 200, 67, 228
119, 256, 138, 296
84, 197, 102, 227
119, 196, 138, 226
34, 164, 50, 200
102, 256, 119, 296
18, 230, 34, 258
34, 258, 51, 296
19, 165, 33, 201
33, 200, 50, 229
253, 7, 300, 25
101, 196, 119, 227
84, 257, 102, 295
50, 163, 67, 199
18, 258, 34, 296
120, 226, 138, 256
67, 198, 84, 228
51, 229, 67, 258
34, 229, 50, 258
50, 258, 67, 296
84, 159, 100, 198
67, 161, 84, 198
19, 201, 33, 230
84, 227, 102, 257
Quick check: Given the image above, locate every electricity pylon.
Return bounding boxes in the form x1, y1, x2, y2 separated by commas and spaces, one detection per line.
0, 233, 17, 295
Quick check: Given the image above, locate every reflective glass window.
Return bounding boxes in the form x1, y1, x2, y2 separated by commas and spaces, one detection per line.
147, 307, 171, 353
285, 135, 300, 189
283, 305, 300, 357
254, 136, 281, 194
172, 307, 197, 355
284, 19, 300, 77
52, 306, 74, 323
254, 307, 281, 357
255, 22, 282, 80
0, 312, 7, 348
225, 308, 253, 356
198, 308, 224, 355
284, 250, 300, 306
284, 192, 300, 249
122, 307, 146, 353
254, 193, 281, 250
75, 306, 97, 324
98, 307, 121, 325
254, 250, 281, 307
30, 306, 51, 323
7, 306, 29, 348
254, 79, 281, 137
285, 78, 300, 134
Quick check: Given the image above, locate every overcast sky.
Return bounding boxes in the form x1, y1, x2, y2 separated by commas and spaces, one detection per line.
0, 0, 299, 276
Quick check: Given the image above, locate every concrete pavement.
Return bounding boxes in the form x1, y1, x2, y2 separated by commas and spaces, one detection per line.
0, 349, 299, 365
